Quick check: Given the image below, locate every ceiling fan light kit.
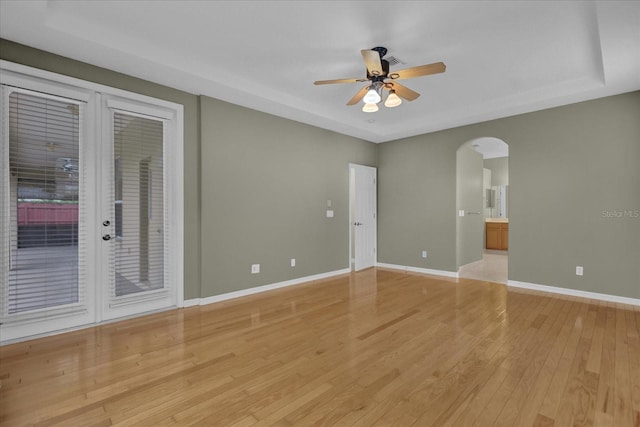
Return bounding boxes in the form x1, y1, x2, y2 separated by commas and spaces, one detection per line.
362, 103, 379, 113
314, 46, 445, 113
384, 90, 402, 108
363, 86, 382, 104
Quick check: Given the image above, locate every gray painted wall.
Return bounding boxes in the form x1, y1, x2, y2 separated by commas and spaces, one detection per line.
377, 134, 458, 272
484, 157, 509, 186
456, 144, 484, 267
199, 96, 376, 296
378, 91, 640, 299
2, 39, 639, 302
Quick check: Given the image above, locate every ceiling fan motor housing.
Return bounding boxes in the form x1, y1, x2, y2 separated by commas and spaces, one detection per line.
371, 46, 388, 58
368, 59, 389, 81
367, 46, 390, 81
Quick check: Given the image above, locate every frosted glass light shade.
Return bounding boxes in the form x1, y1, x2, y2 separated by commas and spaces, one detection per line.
384, 91, 402, 108
363, 88, 381, 104
362, 103, 379, 112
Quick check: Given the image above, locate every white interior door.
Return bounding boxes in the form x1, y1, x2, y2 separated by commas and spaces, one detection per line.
350, 164, 377, 271
100, 98, 176, 321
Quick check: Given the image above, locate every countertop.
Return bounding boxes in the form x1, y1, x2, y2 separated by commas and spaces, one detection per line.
485, 218, 509, 223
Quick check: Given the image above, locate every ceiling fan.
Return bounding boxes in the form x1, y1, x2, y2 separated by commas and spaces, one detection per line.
314, 47, 445, 112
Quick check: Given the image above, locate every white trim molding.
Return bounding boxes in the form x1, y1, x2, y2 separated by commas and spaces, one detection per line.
508, 280, 640, 307
375, 262, 459, 279
184, 268, 351, 307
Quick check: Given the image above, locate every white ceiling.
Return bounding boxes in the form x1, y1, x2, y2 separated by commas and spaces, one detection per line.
471, 137, 509, 160
1, 1, 639, 143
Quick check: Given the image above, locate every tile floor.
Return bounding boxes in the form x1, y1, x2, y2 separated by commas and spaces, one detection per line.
458, 249, 508, 284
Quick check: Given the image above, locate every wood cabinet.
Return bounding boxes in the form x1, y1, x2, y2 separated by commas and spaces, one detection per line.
486, 222, 508, 250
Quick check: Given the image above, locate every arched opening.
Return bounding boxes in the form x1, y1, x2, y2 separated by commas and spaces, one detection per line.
456, 137, 509, 284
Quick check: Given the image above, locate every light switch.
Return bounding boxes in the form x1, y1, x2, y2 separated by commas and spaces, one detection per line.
327, 199, 332, 208
458, 210, 465, 217
326, 210, 334, 218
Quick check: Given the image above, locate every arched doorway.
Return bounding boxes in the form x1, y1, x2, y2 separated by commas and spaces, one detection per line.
456, 137, 509, 284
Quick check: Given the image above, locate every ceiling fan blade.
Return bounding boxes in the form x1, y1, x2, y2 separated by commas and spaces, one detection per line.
314, 78, 367, 85
385, 82, 420, 101
347, 85, 370, 106
361, 49, 384, 76
388, 62, 446, 80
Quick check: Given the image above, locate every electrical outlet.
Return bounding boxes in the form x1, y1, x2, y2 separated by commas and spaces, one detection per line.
291, 258, 296, 267
576, 266, 583, 276
251, 264, 260, 274
422, 250, 427, 258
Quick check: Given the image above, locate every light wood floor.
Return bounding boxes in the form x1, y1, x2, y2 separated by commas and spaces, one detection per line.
1, 268, 639, 426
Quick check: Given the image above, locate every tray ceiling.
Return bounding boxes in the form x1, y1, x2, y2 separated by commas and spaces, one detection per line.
1, 1, 638, 143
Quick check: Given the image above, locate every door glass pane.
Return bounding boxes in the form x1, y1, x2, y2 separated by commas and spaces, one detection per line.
113, 112, 164, 297
7, 92, 80, 313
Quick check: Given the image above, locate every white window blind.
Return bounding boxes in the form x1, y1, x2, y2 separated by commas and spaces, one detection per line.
110, 111, 166, 300
1, 89, 86, 319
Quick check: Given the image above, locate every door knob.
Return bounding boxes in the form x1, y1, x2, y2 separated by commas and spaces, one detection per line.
102, 234, 112, 241
103, 220, 110, 227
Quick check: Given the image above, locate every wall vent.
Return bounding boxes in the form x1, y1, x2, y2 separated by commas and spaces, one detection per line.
386, 55, 405, 66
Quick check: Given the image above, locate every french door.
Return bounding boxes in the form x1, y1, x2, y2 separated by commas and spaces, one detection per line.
99, 97, 177, 321
0, 67, 182, 342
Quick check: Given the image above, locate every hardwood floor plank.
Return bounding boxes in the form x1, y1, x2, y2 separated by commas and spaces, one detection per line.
614, 307, 635, 427
356, 309, 420, 340
551, 303, 599, 426
501, 298, 575, 426
626, 309, 640, 427
492, 297, 577, 427
537, 302, 591, 421
593, 303, 618, 426
424, 292, 550, 426
586, 300, 608, 374
387, 284, 547, 426
468, 295, 570, 427
1, 269, 638, 426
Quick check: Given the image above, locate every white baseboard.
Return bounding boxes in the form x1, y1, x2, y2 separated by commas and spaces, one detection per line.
507, 280, 640, 306
375, 262, 459, 278
183, 268, 351, 307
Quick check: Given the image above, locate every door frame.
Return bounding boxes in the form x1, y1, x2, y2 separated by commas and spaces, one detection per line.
0, 60, 184, 342
348, 163, 377, 271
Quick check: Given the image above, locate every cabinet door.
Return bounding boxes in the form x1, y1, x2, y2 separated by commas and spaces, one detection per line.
486, 224, 500, 249
501, 224, 509, 250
